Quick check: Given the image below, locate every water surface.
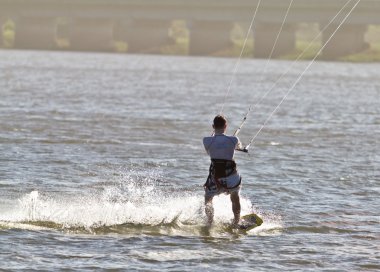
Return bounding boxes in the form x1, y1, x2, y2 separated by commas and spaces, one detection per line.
0, 50, 379, 271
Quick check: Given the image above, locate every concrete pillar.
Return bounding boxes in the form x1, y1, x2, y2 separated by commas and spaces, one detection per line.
322, 24, 369, 59
254, 23, 296, 58
69, 18, 114, 52
189, 20, 233, 56
125, 19, 173, 54
14, 17, 57, 50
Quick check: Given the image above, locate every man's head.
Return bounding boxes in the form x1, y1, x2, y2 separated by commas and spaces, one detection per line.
213, 115, 227, 132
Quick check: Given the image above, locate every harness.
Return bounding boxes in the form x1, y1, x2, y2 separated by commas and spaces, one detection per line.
204, 159, 240, 190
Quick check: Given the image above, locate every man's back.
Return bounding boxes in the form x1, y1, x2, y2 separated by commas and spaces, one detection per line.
203, 134, 239, 161
203, 115, 242, 226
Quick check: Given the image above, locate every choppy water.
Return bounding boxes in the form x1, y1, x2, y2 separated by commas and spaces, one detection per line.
0, 50, 379, 271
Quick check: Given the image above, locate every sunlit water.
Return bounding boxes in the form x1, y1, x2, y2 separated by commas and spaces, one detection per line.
0, 50, 379, 271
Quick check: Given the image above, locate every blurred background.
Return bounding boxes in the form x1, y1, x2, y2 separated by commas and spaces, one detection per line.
1, 0, 379, 61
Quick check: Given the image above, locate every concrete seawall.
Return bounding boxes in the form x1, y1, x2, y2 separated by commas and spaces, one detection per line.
1, 0, 379, 60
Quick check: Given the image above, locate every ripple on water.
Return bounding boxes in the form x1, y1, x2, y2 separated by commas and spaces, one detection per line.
0, 51, 379, 270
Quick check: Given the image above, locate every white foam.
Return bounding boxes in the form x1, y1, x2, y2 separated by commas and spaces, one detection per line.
0, 221, 51, 231
248, 212, 283, 236
0, 169, 282, 234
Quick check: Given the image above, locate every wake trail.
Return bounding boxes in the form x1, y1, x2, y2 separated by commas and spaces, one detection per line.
0, 169, 281, 236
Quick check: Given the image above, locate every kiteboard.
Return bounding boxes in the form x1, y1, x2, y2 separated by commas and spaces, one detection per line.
235, 213, 263, 231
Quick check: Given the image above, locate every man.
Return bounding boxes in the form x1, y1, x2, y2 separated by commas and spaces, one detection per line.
203, 115, 243, 226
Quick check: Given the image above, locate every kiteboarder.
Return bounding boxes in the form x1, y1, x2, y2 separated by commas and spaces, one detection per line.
203, 115, 243, 226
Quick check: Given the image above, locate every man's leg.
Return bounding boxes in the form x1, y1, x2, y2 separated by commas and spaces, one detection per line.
230, 191, 241, 225
205, 195, 214, 226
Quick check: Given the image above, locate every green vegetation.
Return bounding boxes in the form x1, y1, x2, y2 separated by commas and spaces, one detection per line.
204, 23, 254, 57
340, 25, 380, 62
280, 40, 321, 60
340, 43, 380, 62
55, 17, 70, 49
281, 23, 321, 60
2, 19, 15, 48
55, 38, 70, 49
160, 20, 189, 55
114, 41, 128, 53
230, 23, 254, 57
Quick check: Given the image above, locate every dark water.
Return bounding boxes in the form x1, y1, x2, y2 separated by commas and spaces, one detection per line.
0, 50, 379, 271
